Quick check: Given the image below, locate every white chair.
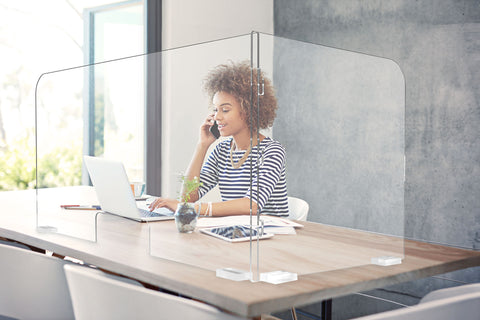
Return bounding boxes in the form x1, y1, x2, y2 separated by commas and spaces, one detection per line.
0, 243, 75, 320
64, 264, 247, 320
353, 283, 480, 320
0, 238, 32, 250
420, 283, 480, 303
287, 196, 309, 221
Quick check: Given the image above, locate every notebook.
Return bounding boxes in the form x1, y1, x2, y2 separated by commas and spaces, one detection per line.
83, 156, 174, 222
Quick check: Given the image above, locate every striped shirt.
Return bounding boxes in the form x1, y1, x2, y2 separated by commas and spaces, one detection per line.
198, 137, 289, 216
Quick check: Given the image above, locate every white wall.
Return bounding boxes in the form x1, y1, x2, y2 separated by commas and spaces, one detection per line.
160, 0, 274, 199
162, 0, 273, 49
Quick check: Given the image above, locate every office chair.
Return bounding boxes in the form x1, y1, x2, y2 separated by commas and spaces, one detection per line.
64, 264, 247, 320
0, 238, 32, 250
287, 196, 309, 221
0, 243, 75, 320
353, 283, 480, 320
419, 283, 480, 303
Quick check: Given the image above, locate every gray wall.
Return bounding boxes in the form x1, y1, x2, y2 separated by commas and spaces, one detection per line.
273, 0, 479, 319
272, 35, 405, 238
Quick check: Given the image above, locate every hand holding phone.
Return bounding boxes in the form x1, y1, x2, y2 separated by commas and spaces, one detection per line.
209, 121, 220, 139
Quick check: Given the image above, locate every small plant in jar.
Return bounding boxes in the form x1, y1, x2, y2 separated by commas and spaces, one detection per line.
174, 176, 202, 233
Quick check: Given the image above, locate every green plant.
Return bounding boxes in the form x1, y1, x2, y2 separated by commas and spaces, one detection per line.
178, 175, 202, 204
0, 136, 36, 190
0, 134, 82, 191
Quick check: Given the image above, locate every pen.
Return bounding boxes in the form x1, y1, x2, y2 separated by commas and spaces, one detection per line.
61, 205, 101, 210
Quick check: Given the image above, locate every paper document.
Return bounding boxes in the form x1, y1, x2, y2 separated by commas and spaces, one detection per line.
197, 215, 303, 234
263, 226, 297, 235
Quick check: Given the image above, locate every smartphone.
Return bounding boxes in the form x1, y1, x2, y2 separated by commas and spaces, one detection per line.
209, 121, 220, 139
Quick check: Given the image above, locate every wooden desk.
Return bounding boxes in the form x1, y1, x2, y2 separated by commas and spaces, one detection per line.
1, 187, 479, 318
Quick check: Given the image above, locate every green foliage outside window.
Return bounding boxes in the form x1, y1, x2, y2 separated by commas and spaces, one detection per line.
0, 135, 36, 190
0, 135, 82, 191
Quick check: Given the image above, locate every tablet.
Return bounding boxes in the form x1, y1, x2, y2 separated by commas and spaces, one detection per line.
200, 225, 274, 243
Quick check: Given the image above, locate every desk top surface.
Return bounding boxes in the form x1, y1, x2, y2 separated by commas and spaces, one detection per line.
1, 187, 479, 317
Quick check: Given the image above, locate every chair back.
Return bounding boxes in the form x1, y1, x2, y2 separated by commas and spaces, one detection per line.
0, 243, 74, 320
420, 283, 480, 303
288, 196, 309, 221
64, 264, 246, 320
353, 285, 480, 320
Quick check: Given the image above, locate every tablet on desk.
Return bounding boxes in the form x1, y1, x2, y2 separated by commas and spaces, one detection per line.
200, 225, 274, 243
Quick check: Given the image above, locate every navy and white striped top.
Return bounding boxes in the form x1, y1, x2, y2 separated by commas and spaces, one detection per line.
198, 137, 289, 216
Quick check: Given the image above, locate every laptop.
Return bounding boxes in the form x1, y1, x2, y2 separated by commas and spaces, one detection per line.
83, 156, 174, 222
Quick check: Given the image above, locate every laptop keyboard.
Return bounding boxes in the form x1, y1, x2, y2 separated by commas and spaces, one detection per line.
138, 208, 173, 218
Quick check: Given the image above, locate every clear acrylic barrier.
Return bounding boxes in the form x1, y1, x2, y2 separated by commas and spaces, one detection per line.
35, 34, 256, 274
36, 32, 404, 283
35, 187, 99, 241
148, 34, 256, 278
253, 32, 405, 282
35, 60, 101, 242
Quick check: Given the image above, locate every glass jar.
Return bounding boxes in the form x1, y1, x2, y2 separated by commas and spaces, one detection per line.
174, 203, 198, 233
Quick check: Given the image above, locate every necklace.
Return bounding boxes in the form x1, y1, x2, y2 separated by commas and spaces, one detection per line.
230, 141, 252, 169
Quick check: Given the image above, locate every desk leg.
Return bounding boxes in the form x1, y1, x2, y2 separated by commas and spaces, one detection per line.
322, 299, 332, 320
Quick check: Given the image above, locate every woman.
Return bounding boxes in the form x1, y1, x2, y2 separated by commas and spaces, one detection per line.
149, 61, 288, 217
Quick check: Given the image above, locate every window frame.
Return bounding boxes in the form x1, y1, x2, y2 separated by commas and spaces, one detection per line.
82, 0, 162, 194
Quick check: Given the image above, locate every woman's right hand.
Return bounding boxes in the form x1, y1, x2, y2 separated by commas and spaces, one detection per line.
148, 197, 179, 212
199, 113, 217, 146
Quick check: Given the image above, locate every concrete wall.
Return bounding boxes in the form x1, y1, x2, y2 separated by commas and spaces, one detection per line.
273, 0, 479, 318
272, 35, 406, 238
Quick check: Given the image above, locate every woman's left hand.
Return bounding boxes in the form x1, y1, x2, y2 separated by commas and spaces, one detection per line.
148, 197, 179, 212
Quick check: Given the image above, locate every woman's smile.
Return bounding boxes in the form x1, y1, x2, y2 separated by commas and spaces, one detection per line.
212, 91, 249, 140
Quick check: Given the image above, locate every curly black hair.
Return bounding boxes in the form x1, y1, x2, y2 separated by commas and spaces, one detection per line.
203, 61, 278, 131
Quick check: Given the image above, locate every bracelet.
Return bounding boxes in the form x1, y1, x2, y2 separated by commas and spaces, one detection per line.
197, 202, 202, 216
204, 203, 208, 217
207, 202, 213, 217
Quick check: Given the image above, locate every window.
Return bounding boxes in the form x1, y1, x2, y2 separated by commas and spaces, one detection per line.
0, 1, 161, 191
84, 0, 145, 184
84, 0, 163, 194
